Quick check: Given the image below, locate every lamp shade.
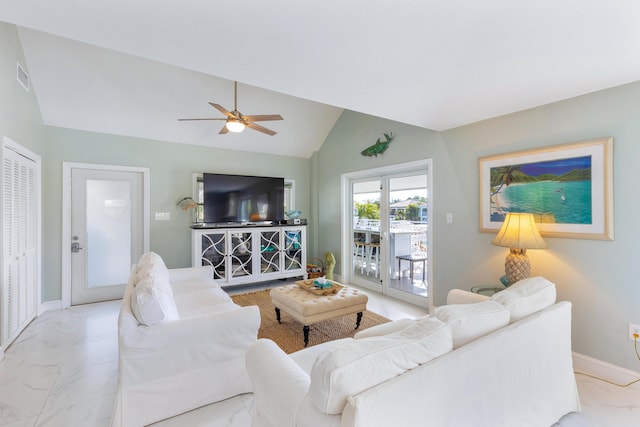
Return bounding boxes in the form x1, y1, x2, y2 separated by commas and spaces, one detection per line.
492, 213, 547, 249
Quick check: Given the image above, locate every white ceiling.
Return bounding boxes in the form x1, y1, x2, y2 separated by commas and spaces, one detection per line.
2, 1, 640, 158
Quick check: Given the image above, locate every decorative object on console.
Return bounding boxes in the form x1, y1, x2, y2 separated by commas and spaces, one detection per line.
285, 210, 302, 219
176, 196, 197, 211
361, 131, 394, 157
307, 257, 325, 279
492, 212, 547, 285
177, 196, 199, 223
323, 251, 336, 280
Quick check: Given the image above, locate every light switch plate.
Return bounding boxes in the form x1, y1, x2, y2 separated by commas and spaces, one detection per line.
155, 212, 170, 221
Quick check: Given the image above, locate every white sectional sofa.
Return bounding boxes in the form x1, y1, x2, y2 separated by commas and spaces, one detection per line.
246, 277, 581, 427
112, 252, 261, 427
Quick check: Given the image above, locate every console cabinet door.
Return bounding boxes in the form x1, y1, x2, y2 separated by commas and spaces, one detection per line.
199, 231, 227, 280
227, 231, 255, 281
259, 229, 281, 276
282, 227, 305, 275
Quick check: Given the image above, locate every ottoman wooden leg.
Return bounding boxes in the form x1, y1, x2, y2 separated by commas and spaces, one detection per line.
303, 325, 310, 347
356, 311, 363, 329
275, 307, 281, 324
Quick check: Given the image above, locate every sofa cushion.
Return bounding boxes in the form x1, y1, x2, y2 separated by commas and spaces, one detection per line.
136, 252, 170, 283
353, 318, 418, 340
130, 276, 180, 326
138, 251, 166, 267
433, 300, 510, 348
491, 276, 556, 322
136, 261, 170, 284
309, 316, 452, 415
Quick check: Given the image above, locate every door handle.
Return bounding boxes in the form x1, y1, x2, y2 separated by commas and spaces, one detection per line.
71, 242, 83, 253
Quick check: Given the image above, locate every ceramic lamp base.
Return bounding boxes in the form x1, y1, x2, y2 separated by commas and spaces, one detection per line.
504, 248, 530, 285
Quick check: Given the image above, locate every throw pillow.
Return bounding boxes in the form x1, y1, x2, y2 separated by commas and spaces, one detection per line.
130, 277, 180, 326
137, 251, 166, 267
491, 276, 556, 322
353, 317, 418, 340
309, 316, 452, 415
433, 300, 510, 348
135, 251, 171, 287
136, 261, 170, 284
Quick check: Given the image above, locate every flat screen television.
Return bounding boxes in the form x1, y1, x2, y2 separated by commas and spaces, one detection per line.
203, 173, 285, 224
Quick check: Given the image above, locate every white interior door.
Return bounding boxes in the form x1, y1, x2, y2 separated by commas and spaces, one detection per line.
1, 138, 40, 352
70, 167, 145, 305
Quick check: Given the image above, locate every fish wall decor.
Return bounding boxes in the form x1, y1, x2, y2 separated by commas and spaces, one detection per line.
361, 132, 394, 157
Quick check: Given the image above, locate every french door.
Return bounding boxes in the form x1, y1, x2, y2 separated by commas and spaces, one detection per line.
62, 163, 149, 306
343, 160, 432, 308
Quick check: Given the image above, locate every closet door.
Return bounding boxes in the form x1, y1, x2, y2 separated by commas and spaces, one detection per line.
2, 140, 39, 350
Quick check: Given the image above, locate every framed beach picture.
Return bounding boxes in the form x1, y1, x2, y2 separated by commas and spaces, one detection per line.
479, 137, 613, 240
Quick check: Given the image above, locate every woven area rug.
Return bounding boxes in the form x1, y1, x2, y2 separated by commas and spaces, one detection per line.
231, 289, 390, 354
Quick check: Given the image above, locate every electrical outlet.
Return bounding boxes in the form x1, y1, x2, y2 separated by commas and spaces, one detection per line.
629, 323, 640, 341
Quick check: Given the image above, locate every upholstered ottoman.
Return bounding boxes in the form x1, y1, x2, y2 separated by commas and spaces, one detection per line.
270, 283, 368, 346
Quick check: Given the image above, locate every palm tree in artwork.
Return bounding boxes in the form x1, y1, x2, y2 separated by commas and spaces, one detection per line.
491, 165, 524, 196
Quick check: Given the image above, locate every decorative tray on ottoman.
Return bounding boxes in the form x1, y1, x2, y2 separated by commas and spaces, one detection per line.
295, 279, 344, 296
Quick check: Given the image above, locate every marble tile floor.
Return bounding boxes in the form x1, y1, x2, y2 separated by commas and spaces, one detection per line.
0, 284, 638, 426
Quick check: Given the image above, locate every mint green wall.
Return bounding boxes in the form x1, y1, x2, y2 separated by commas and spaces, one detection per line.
0, 21, 44, 156
42, 126, 311, 301
314, 111, 452, 301
441, 81, 640, 371
317, 84, 640, 371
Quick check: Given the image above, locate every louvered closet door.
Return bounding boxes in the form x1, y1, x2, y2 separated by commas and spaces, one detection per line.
2, 145, 37, 347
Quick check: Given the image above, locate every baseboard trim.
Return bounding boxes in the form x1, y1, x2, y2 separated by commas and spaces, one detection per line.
573, 351, 640, 392
39, 300, 62, 314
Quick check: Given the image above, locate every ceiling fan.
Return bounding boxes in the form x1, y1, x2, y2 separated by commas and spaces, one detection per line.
179, 81, 283, 136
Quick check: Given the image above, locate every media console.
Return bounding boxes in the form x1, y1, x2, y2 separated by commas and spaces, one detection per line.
191, 224, 307, 286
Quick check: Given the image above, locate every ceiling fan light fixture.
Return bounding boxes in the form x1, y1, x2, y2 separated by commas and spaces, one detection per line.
226, 119, 245, 133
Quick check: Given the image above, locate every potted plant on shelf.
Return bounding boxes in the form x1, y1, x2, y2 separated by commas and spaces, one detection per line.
177, 197, 199, 223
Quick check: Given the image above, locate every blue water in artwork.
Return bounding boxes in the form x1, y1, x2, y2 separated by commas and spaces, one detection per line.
501, 180, 591, 224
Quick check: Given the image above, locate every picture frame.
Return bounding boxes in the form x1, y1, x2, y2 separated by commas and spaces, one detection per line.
479, 137, 613, 240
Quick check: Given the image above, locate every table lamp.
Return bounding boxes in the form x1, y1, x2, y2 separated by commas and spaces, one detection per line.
491, 212, 547, 285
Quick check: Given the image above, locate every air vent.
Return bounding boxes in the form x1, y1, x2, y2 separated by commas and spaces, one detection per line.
16, 62, 29, 92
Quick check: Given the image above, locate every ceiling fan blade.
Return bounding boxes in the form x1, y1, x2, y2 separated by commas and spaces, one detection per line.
219, 124, 229, 134
209, 103, 235, 119
246, 121, 277, 136
178, 118, 226, 121
242, 114, 283, 122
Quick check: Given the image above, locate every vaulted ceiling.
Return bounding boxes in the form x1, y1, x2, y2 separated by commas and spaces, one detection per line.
2, 1, 640, 158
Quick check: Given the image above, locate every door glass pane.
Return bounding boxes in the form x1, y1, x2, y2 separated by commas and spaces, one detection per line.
86, 179, 131, 287
388, 174, 428, 297
352, 179, 381, 286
